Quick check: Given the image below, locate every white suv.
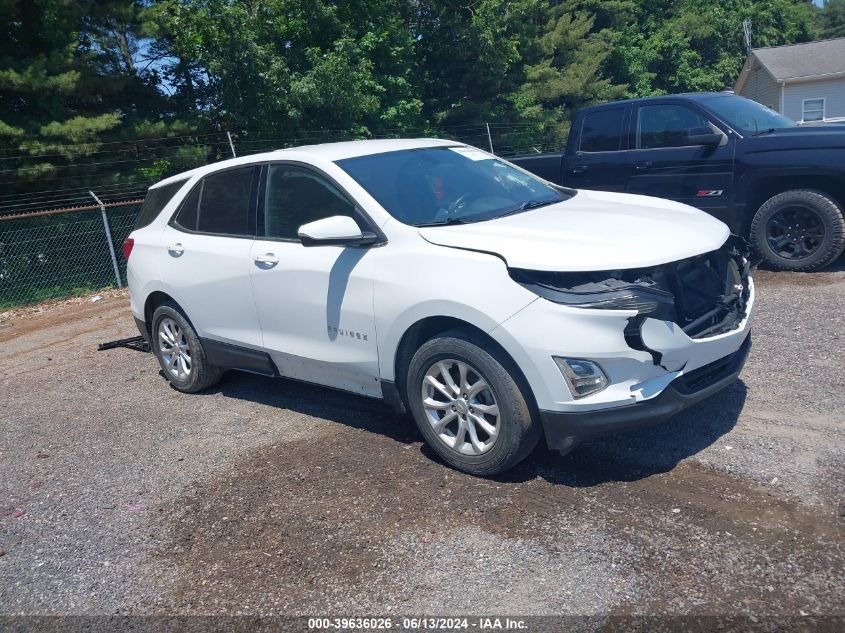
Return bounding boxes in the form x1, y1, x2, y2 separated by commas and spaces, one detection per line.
126, 139, 755, 475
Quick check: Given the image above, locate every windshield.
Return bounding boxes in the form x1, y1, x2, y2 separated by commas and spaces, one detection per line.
335, 146, 570, 226
701, 94, 797, 135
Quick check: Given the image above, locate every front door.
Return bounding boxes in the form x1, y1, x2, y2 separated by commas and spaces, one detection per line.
158, 165, 262, 347
249, 163, 380, 396
625, 102, 735, 224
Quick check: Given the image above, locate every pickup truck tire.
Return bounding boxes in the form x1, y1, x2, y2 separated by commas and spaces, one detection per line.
750, 189, 845, 272
151, 302, 223, 393
406, 330, 541, 476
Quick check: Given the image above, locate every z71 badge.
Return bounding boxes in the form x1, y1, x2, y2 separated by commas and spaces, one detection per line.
697, 189, 724, 197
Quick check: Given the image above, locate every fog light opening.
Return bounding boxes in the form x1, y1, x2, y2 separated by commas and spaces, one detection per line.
554, 357, 609, 399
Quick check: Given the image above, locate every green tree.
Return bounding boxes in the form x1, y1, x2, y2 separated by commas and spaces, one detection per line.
0, 0, 207, 194
150, 0, 423, 139
605, 0, 820, 97
821, 0, 845, 37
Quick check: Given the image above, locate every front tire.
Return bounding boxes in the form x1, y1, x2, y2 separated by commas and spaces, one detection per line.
750, 189, 845, 271
151, 302, 223, 393
406, 330, 540, 476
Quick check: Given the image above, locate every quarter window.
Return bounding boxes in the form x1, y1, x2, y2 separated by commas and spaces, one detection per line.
636, 104, 712, 149
173, 167, 257, 236
135, 179, 187, 229
579, 108, 625, 152
802, 98, 824, 122
263, 164, 358, 240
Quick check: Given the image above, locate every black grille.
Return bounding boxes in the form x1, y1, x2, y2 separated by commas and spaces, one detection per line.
676, 337, 751, 395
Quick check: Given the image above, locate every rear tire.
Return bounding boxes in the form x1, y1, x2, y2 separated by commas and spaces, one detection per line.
151, 302, 223, 393
406, 329, 541, 476
750, 189, 845, 271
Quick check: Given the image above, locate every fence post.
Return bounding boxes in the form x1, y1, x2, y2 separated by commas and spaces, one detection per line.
89, 191, 123, 289
485, 123, 494, 154
227, 131, 237, 158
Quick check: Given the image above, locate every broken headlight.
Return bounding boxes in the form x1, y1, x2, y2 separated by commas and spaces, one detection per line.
509, 268, 675, 319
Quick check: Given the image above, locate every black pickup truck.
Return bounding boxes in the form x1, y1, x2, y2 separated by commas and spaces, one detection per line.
511, 92, 845, 271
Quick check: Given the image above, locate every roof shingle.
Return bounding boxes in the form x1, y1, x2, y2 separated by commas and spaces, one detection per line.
753, 38, 845, 81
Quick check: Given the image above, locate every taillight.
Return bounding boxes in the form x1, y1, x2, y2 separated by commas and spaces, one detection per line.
123, 238, 134, 261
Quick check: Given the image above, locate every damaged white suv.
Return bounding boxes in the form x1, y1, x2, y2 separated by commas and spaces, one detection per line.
126, 139, 755, 476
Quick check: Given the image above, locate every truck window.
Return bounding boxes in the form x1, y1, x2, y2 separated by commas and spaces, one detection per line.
636, 104, 712, 149
579, 108, 625, 152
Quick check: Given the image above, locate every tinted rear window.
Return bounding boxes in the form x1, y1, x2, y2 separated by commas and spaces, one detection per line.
579, 108, 625, 152
135, 179, 188, 229
170, 167, 258, 236
197, 167, 256, 235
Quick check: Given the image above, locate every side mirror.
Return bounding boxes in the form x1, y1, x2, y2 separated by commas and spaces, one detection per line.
685, 130, 723, 147
297, 215, 377, 247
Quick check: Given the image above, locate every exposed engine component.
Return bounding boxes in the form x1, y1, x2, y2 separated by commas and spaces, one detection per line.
509, 236, 752, 339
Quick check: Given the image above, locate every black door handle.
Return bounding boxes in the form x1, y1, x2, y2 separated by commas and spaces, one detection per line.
569, 165, 589, 174
634, 161, 652, 171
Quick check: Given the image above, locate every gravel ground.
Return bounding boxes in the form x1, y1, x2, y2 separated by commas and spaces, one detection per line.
0, 267, 843, 625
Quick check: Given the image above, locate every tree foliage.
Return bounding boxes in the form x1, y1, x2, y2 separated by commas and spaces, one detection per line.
0, 0, 828, 193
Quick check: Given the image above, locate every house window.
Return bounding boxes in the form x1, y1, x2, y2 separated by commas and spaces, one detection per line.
802, 98, 825, 122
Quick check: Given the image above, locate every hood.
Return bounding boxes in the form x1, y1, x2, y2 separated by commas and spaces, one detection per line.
418, 189, 730, 272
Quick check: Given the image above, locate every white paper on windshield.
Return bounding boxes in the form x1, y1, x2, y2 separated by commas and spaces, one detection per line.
448, 146, 493, 161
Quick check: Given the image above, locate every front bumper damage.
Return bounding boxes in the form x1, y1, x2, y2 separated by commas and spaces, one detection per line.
540, 335, 751, 450
493, 238, 756, 451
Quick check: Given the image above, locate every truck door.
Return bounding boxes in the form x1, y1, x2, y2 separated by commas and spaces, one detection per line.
564, 105, 631, 191
625, 102, 735, 225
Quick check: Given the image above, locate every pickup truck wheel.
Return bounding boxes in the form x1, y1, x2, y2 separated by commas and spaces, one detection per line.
151, 302, 223, 393
750, 189, 845, 271
406, 330, 541, 476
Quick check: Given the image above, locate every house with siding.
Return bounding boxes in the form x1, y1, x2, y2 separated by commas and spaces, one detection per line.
735, 38, 845, 123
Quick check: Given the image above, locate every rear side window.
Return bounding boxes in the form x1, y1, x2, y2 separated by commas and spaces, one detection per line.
579, 108, 625, 152
171, 166, 258, 236
135, 179, 187, 229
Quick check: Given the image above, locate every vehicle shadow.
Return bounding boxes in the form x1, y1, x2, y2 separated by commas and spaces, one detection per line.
499, 379, 748, 487
199, 370, 420, 446
190, 367, 747, 487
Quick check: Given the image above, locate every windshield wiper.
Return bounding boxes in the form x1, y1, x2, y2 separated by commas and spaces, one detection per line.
752, 127, 777, 136
415, 217, 473, 227
498, 198, 560, 218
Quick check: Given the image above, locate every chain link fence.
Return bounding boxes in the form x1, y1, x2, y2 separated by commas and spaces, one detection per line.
0, 202, 141, 311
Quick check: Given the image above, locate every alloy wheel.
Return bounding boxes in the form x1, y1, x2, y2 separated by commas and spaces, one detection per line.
158, 317, 192, 380
421, 359, 500, 456
766, 205, 825, 260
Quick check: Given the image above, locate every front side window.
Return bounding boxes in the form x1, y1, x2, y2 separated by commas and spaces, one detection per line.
802, 98, 825, 122
172, 166, 257, 236
636, 104, 713, 149
336, 146, 569, 227
579, 108, 625, 152
263, 165, 358, 240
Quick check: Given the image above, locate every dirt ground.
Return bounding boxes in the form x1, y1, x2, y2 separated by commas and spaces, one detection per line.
0, 268, 843, 627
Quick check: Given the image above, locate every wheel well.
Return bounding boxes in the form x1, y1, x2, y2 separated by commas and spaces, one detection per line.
744, 176, 845, 234
393, 316, 536, 413
143, 291, 176, 332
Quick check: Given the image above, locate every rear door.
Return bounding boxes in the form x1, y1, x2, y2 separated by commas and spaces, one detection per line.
625, 101, 735, 223
248, 162, 380, 396
158, 165, 263, 347
564, 106, 631, 191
